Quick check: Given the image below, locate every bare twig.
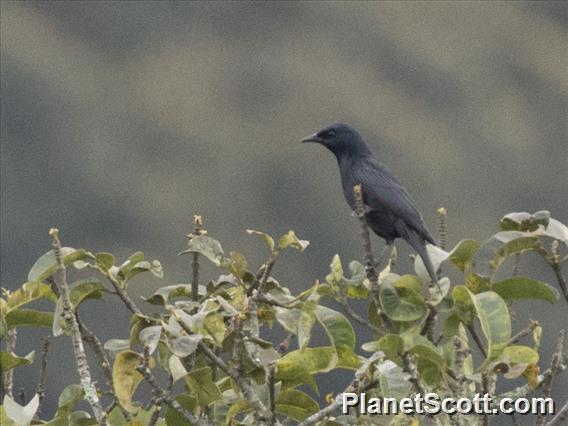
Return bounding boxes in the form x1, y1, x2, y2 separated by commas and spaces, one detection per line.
35, 336, 50, 416
539, 241, 568, 303
537, 330, 565, 426
176, 314, 271, 422
437, 207, 448, 250
466, 323, 487, 359
267, 364, 276, 425
338, 296, 382, 334
149, 404, 162, 426
353, 184, 379, 297
188, 215, 204, 302
104, 272, 142, 316
50, 229, 107, 424
232, 314, 271, 423
547, 400, 568, 426
243, 293, 264, 383
508, 320, 539, 345
451, 335, 471, 398
77, 319, 132, 422
136, 346, 199, 424
2, 328, 17, 396
49, 228, 107, 425
298, 387, 355, 426
420, 303, 437, 341
247, 251, 280, 297
77, 319, 113, 388
276, 333, 294, 355
297, 379, 375, 426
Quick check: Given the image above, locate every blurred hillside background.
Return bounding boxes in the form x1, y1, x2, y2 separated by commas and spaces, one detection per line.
1, 1, 567, 421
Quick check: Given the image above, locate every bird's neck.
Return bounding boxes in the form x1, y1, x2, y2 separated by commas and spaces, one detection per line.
335, 149, 373, 165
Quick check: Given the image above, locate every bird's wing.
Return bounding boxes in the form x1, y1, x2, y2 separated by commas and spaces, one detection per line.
351, 157, 436, 245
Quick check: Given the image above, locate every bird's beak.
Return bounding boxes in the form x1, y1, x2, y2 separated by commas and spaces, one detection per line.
301, 133, 323, 144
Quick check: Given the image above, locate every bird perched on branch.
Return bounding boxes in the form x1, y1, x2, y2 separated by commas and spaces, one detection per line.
302, 123, 438, 285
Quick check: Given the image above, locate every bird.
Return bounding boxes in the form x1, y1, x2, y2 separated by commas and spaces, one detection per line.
302, 122, 439, 285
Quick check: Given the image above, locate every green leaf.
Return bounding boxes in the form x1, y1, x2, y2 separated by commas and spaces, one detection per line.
57, 384, 84, 415
427, 277, 452, 307
277, 349, 334, 392
0, 311, 7, 339
394, 274, 422, 293
3, 394, 39, 426
164, 395, 197, 426
379, 275, 427, 321
144, 284, 193, 306
492, 277, 559, 304
537, 218, 568, 245
275, 307, 301, 334
184, 367, 222, 407
52, 279, 106, 337
452, 285, 476, 325
276, 389, 319, 421
0, 351, 35, 371
500, 345, 539, 364
167, 335, 202, 357
498, 212, 568, 245
0, 406, 16, 426
68, 410, 96, 425
225, 399, 252, 424
474, 232, 541, 277
413, 245, 448, 283
168, 355, 188, 382
112, 350, 147, 412
299, 307, 316, 350
95, 252, 115, 271
28, 247, 93, 283
315, 305, 356, 350
5, 309, 53, 329
368, 300, 382, 331
228, 251, 248, 279
179, 235, 224, 266
69, 278, 106, 307
4, 282, 57, 313
117, 251, 144, 279
325, 254, 344, 286
410, 344, 446, 386
378, 334, 404, 363
246, 229, 275, 252
465, 273, 490, 294
500, 211, 550, 232
126, 260, 164, 283
139, 325, 162, 355
103, 339, 130, 357
448, 239, 480, 272
410, 344, 445, 367
326, 256, 368, 298
375, 359, 412, 400
470, 291, 511, 368
278, 230, 309, 251
200, 313, 226, 346
498, 345, 540, 379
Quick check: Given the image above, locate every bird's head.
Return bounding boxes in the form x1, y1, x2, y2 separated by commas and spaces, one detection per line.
301, 123, 371, 158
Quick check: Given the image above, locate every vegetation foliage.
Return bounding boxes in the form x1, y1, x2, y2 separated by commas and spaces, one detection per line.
1, 209, 567, 425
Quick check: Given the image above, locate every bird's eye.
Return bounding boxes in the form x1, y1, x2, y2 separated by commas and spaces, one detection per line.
318, 129, 336, 139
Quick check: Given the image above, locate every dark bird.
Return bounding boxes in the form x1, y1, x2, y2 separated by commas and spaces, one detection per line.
302, 123, 438, 285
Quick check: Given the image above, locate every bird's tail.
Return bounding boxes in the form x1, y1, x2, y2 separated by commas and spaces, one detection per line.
405, 229, 439, 286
